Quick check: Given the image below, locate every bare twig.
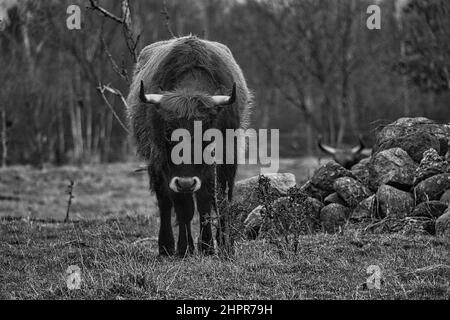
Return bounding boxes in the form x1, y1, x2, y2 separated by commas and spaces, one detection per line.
97, 84, 131, 134
120, 0, 140, 62
88, 0, 140, 61
132, 237, 155, 245
364, 218, 390, 232
87, 0, 142, 137
161, 0, 176, 38
133, 165, 148, 173
101, 36, 130, 84
87, 0, 123, 24
64, 180, 75, 223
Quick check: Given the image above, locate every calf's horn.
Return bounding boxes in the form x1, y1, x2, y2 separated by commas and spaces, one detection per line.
139, 81, 163, 105
211, 83, 236, 106
317, 136, 337, 155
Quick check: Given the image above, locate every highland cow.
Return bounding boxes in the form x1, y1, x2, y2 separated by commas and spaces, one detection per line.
317, 135, 370, 169
127, 36, 252, 256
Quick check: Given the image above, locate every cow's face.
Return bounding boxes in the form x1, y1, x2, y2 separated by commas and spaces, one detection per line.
164, 117, 215, 193
318, 136, 367, 169
140, 82, 236, 193
331, 150, 364, 169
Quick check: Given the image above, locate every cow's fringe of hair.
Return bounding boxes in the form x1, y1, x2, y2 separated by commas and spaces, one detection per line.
159, 89, 215, 120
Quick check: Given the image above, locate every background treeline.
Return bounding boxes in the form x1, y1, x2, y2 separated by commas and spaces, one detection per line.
0, 0, 449, 166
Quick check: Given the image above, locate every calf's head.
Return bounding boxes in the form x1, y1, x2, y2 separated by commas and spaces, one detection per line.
317, 135, 366, 169
140, 81, 236, 193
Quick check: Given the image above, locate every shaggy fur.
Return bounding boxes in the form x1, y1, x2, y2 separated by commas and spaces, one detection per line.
127, 36, 253, 172
126, 36, 253, 256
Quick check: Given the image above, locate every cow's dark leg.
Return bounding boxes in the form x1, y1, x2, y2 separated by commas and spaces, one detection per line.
150, 169, 174, 256
173, 194, 195, 256
226, 164, 237, 202
196, 190, 214, 255
156, 192, 174, 256
216, 164, 237, 250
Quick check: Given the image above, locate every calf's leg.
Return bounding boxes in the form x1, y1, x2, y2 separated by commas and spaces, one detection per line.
173, 194, 195, 256
196, 191, 214, 255
156, 189, 174, 256
150, 169, 174, 256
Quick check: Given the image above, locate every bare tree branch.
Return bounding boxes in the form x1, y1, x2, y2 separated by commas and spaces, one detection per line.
87, 0, 140, 136
97, 84, 130, 134
161, 0, 176, 38
87, 0, 123, 24
101, 36, 129, 84
64, 180, 75, 223
120, 0, 139, 62
88, 0, 140, 62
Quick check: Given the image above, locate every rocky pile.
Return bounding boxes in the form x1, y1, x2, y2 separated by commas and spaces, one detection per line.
237, 117, 450, 239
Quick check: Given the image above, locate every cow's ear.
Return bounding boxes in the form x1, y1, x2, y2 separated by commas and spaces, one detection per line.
351, 136, 365, 154
140, 81, 163, 106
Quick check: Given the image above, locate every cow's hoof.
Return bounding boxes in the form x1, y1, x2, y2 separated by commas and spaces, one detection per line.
199, 245, 215, 256
158, 247, 174, 257
176, 247, 194, 258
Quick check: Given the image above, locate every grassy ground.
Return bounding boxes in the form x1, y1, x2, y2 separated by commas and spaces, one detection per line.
0, 160, 449, 299
1, 216, 449, 299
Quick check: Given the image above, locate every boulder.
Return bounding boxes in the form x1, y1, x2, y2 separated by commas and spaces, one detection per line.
308, 197, 325, 221
244, 205, 265, 239
377, 184, 414, 218
351, 157, 371, 186
351, 195, 377, 221
319, 203, 350, 233
324, 192, 346, 206
410, 201, 448, 218
414, 173, 450, 203
402, 217, 436, 236
299, 180, 331, 201
414, 149, 448, 185
440, 189, 450, 206
439, 139, 449, 158
310, 161, 354, 191
369, 148, 417, 189
373, 117, 450, 156
435, 208, 450, 238
333, 177, 373, 208
233, 173, 296, 211
244, 196, 323, 238
375, 131, 441, 163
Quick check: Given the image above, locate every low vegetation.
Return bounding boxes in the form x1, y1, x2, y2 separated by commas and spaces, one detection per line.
1, 215, 449, 299
1, 164, 449, 300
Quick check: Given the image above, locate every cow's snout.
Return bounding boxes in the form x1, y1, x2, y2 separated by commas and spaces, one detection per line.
169, 176, 201, 193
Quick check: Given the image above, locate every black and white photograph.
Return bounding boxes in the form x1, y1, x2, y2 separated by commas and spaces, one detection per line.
0, 0, 449, 303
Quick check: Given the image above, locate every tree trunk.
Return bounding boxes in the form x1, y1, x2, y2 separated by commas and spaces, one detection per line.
57, 106, 65, 164
304, 93, 314, 155
396, 0, 411, 116
1, 107, 7, 167
75, 100, 84, 161
69, 83, 83, 162
400, 41, 410, 116
84, 83, 92, 159
103, 111, 113, 162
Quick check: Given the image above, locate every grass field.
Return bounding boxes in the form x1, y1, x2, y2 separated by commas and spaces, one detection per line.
0, 160, 449, 299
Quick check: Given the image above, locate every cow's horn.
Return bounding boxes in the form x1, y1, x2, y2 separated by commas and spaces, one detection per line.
140, 81, 163, 105
350, 136, 365, 154
318, 136, 337, 155
211, 83, 236, 106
